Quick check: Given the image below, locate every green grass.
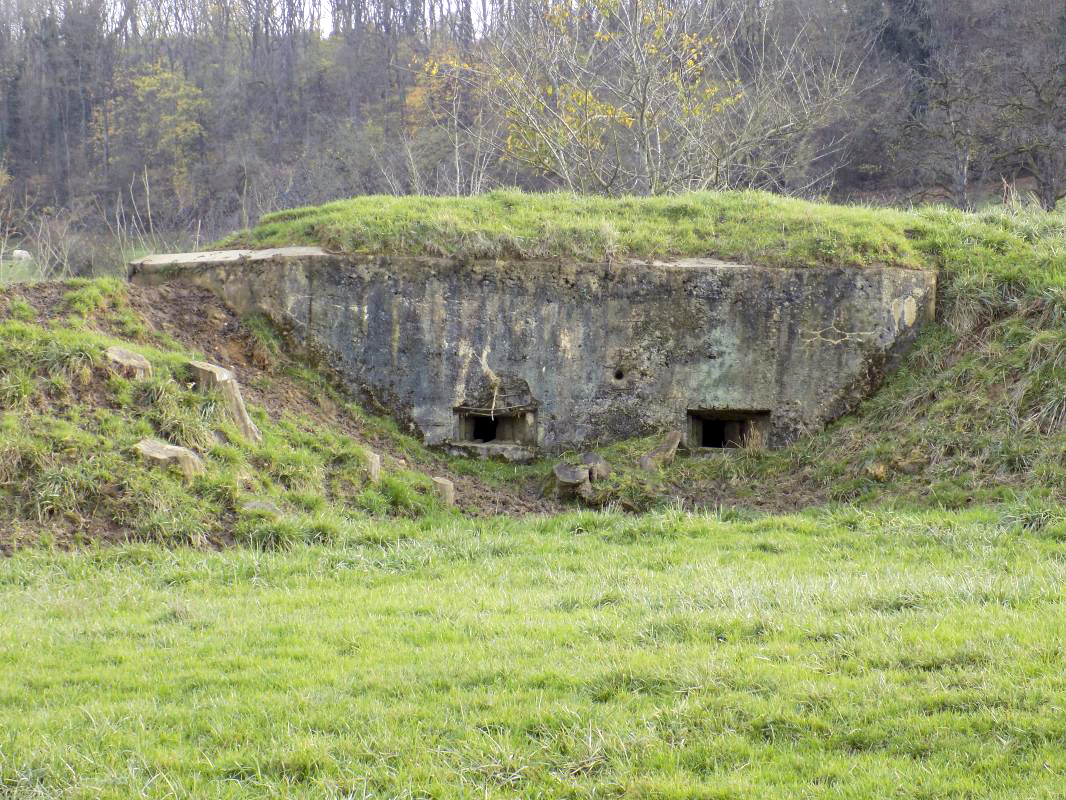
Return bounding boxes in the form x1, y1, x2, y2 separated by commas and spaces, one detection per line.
222, 189, 926, 266
3, 506, 1066, 798
4, 195, 1066, 797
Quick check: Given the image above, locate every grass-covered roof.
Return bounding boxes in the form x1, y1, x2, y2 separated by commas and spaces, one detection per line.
223, 190, 1066, 287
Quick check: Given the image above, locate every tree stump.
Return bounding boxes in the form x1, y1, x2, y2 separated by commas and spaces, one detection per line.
432, 476, 456, 507
134, 438, 205, 480
553, 463, 593, 501
105, 346, 153, 380
639, 430, 682, 472
365, 451, 382, 484
187, 360, 262, 444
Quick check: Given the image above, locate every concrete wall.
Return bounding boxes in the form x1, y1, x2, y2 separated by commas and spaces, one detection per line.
130, 247, 936, 452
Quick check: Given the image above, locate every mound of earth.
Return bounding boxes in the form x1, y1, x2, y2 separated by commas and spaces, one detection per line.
0, 280, 553, 552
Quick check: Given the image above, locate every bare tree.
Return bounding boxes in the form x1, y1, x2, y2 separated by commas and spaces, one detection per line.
2, 0, 1065, 244
909, 50, 991, 209
985, 0, 1066, 210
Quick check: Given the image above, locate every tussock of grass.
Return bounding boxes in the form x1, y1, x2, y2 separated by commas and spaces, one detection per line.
62, 277, 128, 318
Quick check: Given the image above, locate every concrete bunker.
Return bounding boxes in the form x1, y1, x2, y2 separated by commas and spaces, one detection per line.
129, 247, 938, 456
687, 410, 771, 450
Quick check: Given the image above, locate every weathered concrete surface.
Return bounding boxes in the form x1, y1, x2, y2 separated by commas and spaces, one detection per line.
441, 441, 536, 463
130, 247, 936, 452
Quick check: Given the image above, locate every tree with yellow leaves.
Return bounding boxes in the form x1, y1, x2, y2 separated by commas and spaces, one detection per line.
442, 0, 864, 195
91, 63, 207, 213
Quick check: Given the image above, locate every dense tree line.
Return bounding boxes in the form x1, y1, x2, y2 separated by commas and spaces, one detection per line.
0, 0, 1064, 254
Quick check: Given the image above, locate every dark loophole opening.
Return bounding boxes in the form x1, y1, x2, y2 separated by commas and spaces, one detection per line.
699, 419, 748, 448
688, 410, 770, 449
457, 410, 535, 445
471, 415, 499, 442
613, 369, 625, 381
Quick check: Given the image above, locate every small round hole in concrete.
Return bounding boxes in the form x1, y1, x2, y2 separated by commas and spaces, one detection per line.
613, 369, 625, 381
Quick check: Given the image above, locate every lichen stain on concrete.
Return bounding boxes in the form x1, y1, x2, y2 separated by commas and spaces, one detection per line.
130, 248, 937, 453
558, 329, 573, 358
891, 295, 919, 328
454, 340, 476, 408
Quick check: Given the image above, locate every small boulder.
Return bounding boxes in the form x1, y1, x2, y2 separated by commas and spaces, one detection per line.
187, 360, 262, 444
11, 249, 31, 262
581, 452, 611, 481
432, 476, 456, 507
104, 346, 153, 380
187, 359, 234, 388
134, 438, 205, 480
576, 480, 599, 504
639, 430, 682, 472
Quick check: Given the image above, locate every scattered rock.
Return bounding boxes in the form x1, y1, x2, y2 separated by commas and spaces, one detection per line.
639, 430, 682, 472
104, 346, 153, 380
206, 306, 230, 327
134, 438, 205, 480
240, 499, 282, 517
11, 249, 31, 262
581, 452, 611, 481
894, 448, 927, 475
432, 476, 456, 507
554, 463, 590, 486
365, 451, 382, 484
187, 360, 263, 444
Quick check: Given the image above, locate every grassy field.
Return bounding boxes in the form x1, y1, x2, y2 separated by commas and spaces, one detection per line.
3, 506, 1066, 798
